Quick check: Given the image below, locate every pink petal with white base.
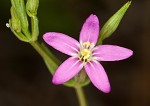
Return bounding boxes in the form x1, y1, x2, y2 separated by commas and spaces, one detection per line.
79, 14, 99, 45
93, 45, 133, 61
84, 61, 110, 93
43, 32, 79, 56
52, 57, 83, 84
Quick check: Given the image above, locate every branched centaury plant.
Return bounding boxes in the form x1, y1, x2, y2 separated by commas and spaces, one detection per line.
8, 0, 132, 106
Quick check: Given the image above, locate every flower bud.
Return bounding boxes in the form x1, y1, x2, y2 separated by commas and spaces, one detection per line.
26, 0, 39, 16
11, 0, 30, 37
10, 7, 21, 32
97, 1, 131, 44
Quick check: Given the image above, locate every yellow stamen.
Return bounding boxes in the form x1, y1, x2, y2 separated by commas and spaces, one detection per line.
79, 41, 93, 63
83, 41, 92, 48
80, 49, 91, 62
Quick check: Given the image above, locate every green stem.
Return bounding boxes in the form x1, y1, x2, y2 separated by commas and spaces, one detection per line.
29, 41, 59, 73
75, 86, 87, 106
31, 15, 39, 41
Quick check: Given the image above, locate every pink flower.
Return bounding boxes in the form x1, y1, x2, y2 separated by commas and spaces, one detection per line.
43, 14, 133, 93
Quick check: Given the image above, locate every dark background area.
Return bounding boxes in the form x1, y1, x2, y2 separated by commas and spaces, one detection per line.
0, 0, 150, 106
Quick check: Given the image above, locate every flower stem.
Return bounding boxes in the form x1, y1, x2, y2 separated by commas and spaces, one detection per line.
29, 41, 59, 74
75, 86, 87, 106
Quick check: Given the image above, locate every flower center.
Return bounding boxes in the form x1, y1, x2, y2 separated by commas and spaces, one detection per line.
80, 49, 91, 62
79, 41, 93, 63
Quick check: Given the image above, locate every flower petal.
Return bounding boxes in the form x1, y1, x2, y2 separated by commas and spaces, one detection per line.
79, 14, 99, 45
93, 45, 133, 61
84, 61, 110, 93
52, 57, 83, 84
43, 32, 80, 56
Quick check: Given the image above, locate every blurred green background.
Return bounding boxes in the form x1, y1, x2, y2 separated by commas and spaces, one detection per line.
0, 0, 150, 106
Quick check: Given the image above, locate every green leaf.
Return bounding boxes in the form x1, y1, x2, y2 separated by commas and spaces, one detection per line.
97, 1, 131, 45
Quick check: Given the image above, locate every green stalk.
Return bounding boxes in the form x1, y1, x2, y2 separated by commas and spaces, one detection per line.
30, 16, 39, 41
75, 86, 88, 106
30, 41, 59, 73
